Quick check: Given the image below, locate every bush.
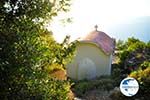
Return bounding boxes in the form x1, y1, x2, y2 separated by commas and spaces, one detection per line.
110, 67, 150, 100
130, 67, 150, 96
140, 61, 150, 70
113, 38, 150, 99
111, 64, 122, 86
72, 76, 114, 97
116, 38, 149, 76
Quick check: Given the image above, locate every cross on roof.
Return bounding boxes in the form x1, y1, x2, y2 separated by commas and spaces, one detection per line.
94, 25, 98, 31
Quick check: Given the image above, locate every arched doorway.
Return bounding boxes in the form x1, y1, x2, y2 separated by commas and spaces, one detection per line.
78, 58, 96, 80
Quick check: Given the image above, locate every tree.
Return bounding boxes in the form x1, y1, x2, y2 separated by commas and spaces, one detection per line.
116, 39, 125, 50
126, 37, 140, 46
0, 0, 73, 99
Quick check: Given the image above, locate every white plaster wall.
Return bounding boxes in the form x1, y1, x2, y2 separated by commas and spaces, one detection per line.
67, 42, 111, 80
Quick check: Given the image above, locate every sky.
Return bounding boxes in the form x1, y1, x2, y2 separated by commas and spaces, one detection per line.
49, 0, 150, 43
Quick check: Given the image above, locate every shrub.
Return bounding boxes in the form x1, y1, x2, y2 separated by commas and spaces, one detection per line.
110, 65, 150, 100
46, 63, 64, 74
72, 76, 114, 97
130, 67, 150, 95
140, 61, 150, 70
111, 64, 122, 85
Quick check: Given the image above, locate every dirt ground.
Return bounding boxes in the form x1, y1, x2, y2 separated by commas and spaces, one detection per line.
73, 89, 117, 100
81, 90, 111, 100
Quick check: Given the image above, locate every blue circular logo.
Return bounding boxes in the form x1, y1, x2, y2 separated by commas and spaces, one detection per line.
120, 77, 139, 97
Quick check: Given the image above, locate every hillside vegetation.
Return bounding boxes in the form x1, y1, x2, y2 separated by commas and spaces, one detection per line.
111, 37, 150, 99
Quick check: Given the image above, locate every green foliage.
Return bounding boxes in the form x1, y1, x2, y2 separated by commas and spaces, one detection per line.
54, 35, 77, 67
116, 37, 149, 75
110, 63, 150, 100
0, 0, 73, 99
110, 37, 150, 100
147, 41, 150, 48
116, 39, 125, 50
72, 76, 114, 97
126, 37, 140, 46
38, 79, 71, 100
140, 61, 150, 70
48, 63, 64, 71
119, 50, 130, 63
130, 67, 150, 94
40, 34, 76, 69
116, 37, 146, 52
127, 41, 146, 52
111, 64, 122, 86
73, 81, 90, 97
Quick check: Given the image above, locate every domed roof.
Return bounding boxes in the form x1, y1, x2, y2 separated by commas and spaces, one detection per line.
80, 27, 115, 55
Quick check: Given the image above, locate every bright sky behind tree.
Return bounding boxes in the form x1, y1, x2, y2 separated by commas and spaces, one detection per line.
49, 0, 150, 43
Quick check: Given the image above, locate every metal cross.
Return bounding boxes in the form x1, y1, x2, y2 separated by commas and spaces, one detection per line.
94, 25, 98, 31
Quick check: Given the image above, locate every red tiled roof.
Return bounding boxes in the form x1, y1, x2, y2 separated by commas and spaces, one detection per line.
79, 30, 115, 55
